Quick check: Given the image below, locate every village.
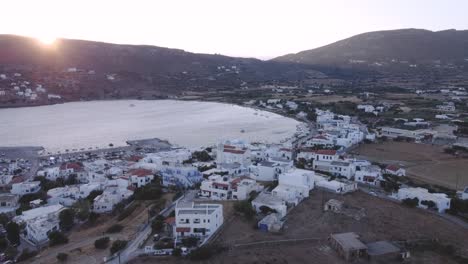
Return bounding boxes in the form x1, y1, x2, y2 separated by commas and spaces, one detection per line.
0, 99, 466, 264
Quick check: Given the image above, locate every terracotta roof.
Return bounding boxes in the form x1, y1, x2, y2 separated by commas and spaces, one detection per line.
60, 162, 83, 171
313, 135, 328, 140
315, 149, 337, 155
279, 148, 292, 152
128, 168, 153, 177
386, 164, 400, 172
223, 145, 236, 149
10, 176, 25, 184
224, 149, 246, 154
126, 155, 143, 162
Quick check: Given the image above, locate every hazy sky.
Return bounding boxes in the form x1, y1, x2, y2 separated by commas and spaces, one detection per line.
1, 0, 467, 59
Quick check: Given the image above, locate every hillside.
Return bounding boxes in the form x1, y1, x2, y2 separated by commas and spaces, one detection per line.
274, 29, 468, 69
0, 35, 328, 106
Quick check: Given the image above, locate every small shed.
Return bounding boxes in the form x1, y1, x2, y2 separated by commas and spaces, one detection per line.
329, 232, 368, 261
324, 199, 344, 212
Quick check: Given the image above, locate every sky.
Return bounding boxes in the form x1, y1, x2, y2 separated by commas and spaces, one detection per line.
1, 0, 467, 59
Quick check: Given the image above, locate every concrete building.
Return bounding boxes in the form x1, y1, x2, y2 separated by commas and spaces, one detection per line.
199, 175, 262, 200
316, 180, 358, 194
257, 213, 284, 232
0, 194, 19, 214
271, 169, 315, 205
161, 165, 202, 188
330, 161, 356, 179
385, 164, 406, 177
463, 187, 468, 200
329, 232, 368, 261
93, 186, 134, 213
174, 202, 223, 239
126, 168, 154, 188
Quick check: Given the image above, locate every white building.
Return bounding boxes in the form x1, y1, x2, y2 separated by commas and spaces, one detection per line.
271, 169, 315, 205
0, 194, 19, 214
126, 168, 154, 188
216, 139, 251, 167
161, 165, 202, 188
397, 187, 451, 213
11, 181, 41, 196
355, 165, 382, 186
251, 160, 292, 181
330, 161, 356, 179
315, 180, 358, 194
199, 175, 262, 200
174, 202, 223, 239
462, 187, 468, 200
26, 218, 60, 245
93, 186, 134, 213
251, 192, 288, 217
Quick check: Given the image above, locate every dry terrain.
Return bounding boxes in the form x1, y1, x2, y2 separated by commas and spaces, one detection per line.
351, 141, 468, 190
132, 191, 468, 264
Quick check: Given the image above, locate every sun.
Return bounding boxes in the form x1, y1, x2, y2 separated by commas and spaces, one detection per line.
37, 36, 57, 45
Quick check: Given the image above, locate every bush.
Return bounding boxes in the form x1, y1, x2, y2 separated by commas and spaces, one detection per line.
181, 236, 199, 247
172, 247, 182, 256
94, 237, 110, 249
110, 240, 128, 255
192, 151, 213, 162
59, 209, 75, 231
234, 200, 256, 220
151, 215, 165, 233
402, 198, 419, 208
0, 237, 8, 251
134, 184, 163, 200
421, 200, 437, 210
6, 222, 20, 245
259, 206, 276, 215
57, 252, 68, 262
88, 212, 99, 224
106, 224, 124, 233
48, 231, 69, 246
16, 249, 38, 262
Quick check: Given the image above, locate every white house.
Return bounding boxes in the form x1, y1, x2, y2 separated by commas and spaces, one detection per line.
161, 165, 202, 188
174, 202, 223, 239
355, 165, 382, 186
11, 181, 41, 196
251, 192, 288, 217
0, 194, 19, 214
199, 175, 262, 200
14, 204, 64, 224
126, 168, 154, 188
312, 149, 340, 171
330, 161, 356, 179
385, 165, 406, 177
216, 139, 251, 167
26, 217, 60, 245
93, 186, 134, 213
271, 169, 315, 205
316, 180, 358, 194
251, 160, 292, 182
397, 187, 451, 213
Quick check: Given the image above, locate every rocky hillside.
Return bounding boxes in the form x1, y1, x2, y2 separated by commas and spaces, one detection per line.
274, 29, 468, 69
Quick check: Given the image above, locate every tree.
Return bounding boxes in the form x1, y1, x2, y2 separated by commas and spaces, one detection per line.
172, 247, 182, 256
88, 212, 99, 224
48, 231, 69, 246
57, 252, 68, 262
0, 237, 8, 251
191, 151, 213, 162
421, 200, 437, 210
6, 222, 20, 245
94, 237, 110, 249
151, 215, 165, 233
73, 200, 90, 221
16, 249, 38, 262
0, 213, 10, 226
59, 209, 75, 231
233, 200, 256, 220
259, 205, 276, 215
4, 245, 18, 260
110, 240, 128, 255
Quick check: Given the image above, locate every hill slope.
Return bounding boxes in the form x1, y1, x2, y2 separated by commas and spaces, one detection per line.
274, 29, 468, 67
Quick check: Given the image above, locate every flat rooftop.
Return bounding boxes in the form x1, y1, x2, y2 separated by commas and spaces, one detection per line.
330, 232, 367, 250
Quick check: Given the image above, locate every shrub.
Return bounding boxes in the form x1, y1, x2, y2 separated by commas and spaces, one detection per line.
234, 200, 256, 220
421, 200, 437, 210
6, 222, 20, 245
57, 252, 68, 262
151, 215, 165, 233
172, 247, 182, 256
16, 249, 38, 262
106, 224, 124, 233
94, 237, 110, 249
402, 198, 419, 208
110, 240, 128, 255
59, 209, 75, 231
181, 236, 199, 248
48, 231, 69, 246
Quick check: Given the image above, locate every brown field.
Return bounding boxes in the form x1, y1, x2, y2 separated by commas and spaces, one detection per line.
351, 141, 468, 190
132, 191, 468, 264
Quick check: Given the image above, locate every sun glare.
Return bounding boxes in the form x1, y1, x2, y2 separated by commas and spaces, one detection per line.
38, 36, 57, 45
